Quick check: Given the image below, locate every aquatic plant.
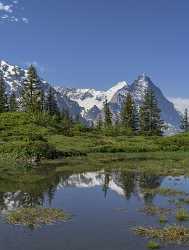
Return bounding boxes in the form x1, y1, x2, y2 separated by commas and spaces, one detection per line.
7, 208, 67, 227
134, 225, 189, 244
143, 188, 188, 197
176, 209, 189, 221
139, 205, 171, 216
159, 215, 168, 224
147, 240, 160, 249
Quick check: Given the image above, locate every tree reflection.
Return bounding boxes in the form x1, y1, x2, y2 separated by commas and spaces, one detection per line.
119, 171, 135, 199
139, 173, 163, 204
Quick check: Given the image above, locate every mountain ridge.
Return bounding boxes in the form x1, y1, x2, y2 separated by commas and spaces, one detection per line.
0, 59, 182, 131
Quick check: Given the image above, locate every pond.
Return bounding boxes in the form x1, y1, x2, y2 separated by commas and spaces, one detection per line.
1, 170, 189, 250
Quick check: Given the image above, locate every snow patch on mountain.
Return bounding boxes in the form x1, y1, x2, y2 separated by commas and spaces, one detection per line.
56, 81, 128, 111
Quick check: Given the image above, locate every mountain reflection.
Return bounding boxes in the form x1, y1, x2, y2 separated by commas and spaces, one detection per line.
0, 171, 163, 213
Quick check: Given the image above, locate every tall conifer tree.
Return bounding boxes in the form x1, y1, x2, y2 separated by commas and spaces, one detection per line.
139, 88, 164, 135
21, 65, 42, 113
121, 93, 138, 132
46, 87, 59, 116
9, 92, 17, 112
103, 99, 112, 127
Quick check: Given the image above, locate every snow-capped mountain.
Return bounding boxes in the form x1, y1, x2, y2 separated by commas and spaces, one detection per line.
0, 60, 83, 120
56, 81, 128, 111
130, 74, 181, 128
0, 59, 182, 130
57, 74, 181, 128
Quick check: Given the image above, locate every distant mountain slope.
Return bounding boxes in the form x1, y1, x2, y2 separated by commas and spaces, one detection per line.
168, 97, 189, 114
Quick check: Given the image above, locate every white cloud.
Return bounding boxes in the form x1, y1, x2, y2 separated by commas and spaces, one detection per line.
0, 1, 29, 23
168, 97, 189, 114
0, 2, 13, 13
22, 17, 28, 23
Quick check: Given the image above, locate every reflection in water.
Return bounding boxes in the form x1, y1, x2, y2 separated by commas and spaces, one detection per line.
1, 170, 189, 250
0, 171, 163, 214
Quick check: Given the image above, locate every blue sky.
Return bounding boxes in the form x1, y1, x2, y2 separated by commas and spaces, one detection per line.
0, 0, 189, 98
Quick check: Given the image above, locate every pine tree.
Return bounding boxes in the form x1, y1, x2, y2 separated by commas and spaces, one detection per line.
132, 103, 139, 132
40, 89, 46, 112
46, 87, 59, 116
139, 88, 164, 136
0, 74, 8, 113
181, 108, 189, 132
103, 99, 112, 127
96, 115, 103, 130
61, 109, 73, 135
121, 93, 138, 132
9, 92, 18, 112
21, 65, 42, 113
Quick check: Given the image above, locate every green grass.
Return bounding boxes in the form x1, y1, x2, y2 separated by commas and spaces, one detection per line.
44, 151, 189, 176
1, 112, 189, 177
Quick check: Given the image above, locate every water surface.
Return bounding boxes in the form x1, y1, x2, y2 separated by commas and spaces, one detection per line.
1, 170, 189, 250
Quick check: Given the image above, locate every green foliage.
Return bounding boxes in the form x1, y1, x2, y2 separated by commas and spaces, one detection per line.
21, 65, 43, 113
140, 88, 164, 136
121, 93, 139, 132
103, 99, 112, 127
157, 133, 189, 151
46, 86, 59, 116
0, 112, 60, 165
9, 92, 18, 112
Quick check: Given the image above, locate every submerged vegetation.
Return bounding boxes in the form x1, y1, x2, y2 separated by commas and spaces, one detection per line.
7, 208, 66, 227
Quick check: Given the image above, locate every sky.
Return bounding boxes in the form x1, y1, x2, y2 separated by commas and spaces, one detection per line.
0, 0, 189, 100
